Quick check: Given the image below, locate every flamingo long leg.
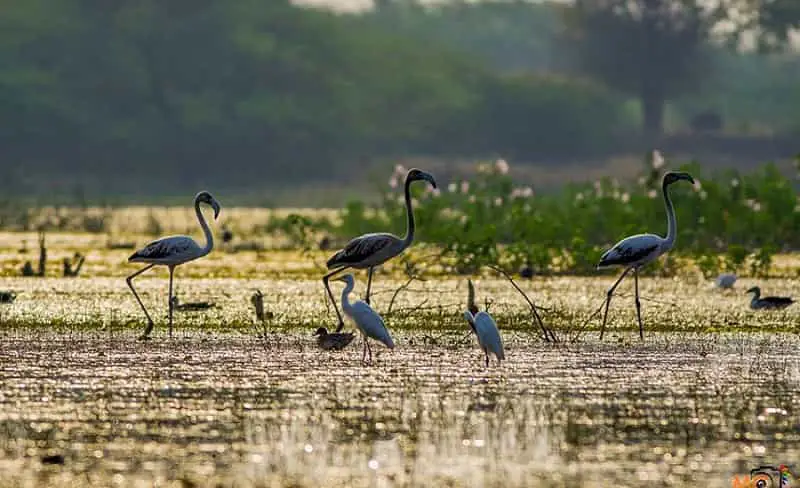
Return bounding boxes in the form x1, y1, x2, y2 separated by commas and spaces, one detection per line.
323, 267, 349, 332
365, 267, 374, 305
634, 267, 643, 340
484, 349, 489, 368
600, 267, 632, 340
126, 264, 156, 339
367, 340, 373, 364
168, 265, 175, 338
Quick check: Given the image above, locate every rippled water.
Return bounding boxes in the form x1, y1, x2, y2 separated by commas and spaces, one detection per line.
1, 332, 799, 487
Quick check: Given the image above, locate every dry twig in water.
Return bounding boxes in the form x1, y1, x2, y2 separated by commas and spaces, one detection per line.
488, 265, 557, 343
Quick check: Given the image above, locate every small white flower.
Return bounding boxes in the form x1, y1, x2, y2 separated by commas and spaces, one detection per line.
731, 178, 739, 188
460, 215, 468, 225
699, 190, 707, 200
430, 188, 441, 197
495, 159, 509, 175
494, 197, 503, 206
468, 195, 476, 203
621, 192, 630, 203
752, 201, 761, 212
461, 181, 470, 194
388, 177, 398, 189
693, 180, 702, 191
522, 187, 534, 197
448, 182, 457, 193
394, 164, 406, 176
638, 176, 646, 186
652, 150, 665, 170
647, 189, 657, 199
575, 192, 584, 202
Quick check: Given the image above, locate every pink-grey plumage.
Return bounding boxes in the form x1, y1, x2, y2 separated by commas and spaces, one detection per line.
597, 171, 694, 340
126, 191, 221, 339
323, 168, 436, 333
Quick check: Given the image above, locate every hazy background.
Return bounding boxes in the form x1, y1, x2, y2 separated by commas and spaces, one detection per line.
1, 0, 798, 205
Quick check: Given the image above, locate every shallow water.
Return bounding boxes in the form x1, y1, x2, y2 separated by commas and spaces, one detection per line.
0, 332, 799, 487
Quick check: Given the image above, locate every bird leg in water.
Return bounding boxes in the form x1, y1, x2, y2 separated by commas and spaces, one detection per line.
126, 264, 156, 339
484, 349, 489, 368
364, 267, 374, 305
367, 339, 373, 364
323, 269, 346, 332
600, 267, 632, 340
361, 335, 368, 364
168, 265, 175, 338
634, 267, 643, 340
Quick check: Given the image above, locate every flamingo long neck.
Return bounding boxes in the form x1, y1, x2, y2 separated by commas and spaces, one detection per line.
340, 280, 355, 315
401, 176, 416, 247
196, 199, 214, 256
662, 180, 677, 251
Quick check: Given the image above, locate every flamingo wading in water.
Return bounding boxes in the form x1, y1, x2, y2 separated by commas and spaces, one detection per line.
597, 171, 695, 340
337, 274, 395, 364
126, 191, 221, 339
323, 168, 436, 332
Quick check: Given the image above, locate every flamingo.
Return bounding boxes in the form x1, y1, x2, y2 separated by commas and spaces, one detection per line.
597, 171, 695, 340
746, 287, 794, 310
337, 274, 395, 364
126, 191, 221, 339
323, 168, 436, 332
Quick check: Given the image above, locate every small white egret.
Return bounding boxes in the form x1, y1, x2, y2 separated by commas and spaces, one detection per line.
126, 191, 221, 339
714, 273, 737, 289
313, 327, 356, 351
597, 171, 695, 340
463, 310, 505, 367
337, 274, 395, 364
746, 287, 794, 310
324, 168, 436, 332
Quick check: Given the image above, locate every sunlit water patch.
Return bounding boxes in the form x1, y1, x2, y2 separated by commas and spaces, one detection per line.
0, 333, 799, 487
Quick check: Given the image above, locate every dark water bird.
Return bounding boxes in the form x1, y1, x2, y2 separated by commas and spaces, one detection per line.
519, 264, 534, 279
170, 296, 216, 312
338, 274, 395, 364
746, 287, 794, 310
323, 168, 436, 332
0, 291, 16, 303
596, 171, 695, 340
221, 227, 234, 244
126, 191, 221, 339
313, 327, 355, 351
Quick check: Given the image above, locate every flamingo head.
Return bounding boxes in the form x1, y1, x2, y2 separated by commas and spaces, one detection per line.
662, 171, 694, 186
746, 286, 761, 297
196, 191, 221, 219
407, 168, 437, 189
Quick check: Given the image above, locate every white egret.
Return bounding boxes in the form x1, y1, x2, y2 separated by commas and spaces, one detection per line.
746, 287, 794, 310
126, 191, 221, 339
337, 274, 395, 364
324, 168, 436, 332
313, 327, 356, 351
714, 273, 737, 289
463, 310, 505, 367
597, 171, 695, 340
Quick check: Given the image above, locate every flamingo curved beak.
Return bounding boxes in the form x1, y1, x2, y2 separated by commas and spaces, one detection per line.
211, 200, 221, 220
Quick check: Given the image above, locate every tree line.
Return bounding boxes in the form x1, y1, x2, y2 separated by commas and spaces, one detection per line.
0, 0, 797, 200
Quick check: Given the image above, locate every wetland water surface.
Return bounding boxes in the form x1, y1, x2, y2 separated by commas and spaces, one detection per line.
1, 333, 799, 487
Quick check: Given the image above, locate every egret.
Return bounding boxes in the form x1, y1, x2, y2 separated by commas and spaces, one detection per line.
714, 273, 737, 289
337, 274, 395, 364
746, 287, 794, 310
463, 280, 505, 367
313, 327, 356, 351
126, 191, 221, 339
323, 168, 436, 332
597, 171, 695, 340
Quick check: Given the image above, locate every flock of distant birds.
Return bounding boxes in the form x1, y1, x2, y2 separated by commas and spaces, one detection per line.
7, 168, 793, 365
